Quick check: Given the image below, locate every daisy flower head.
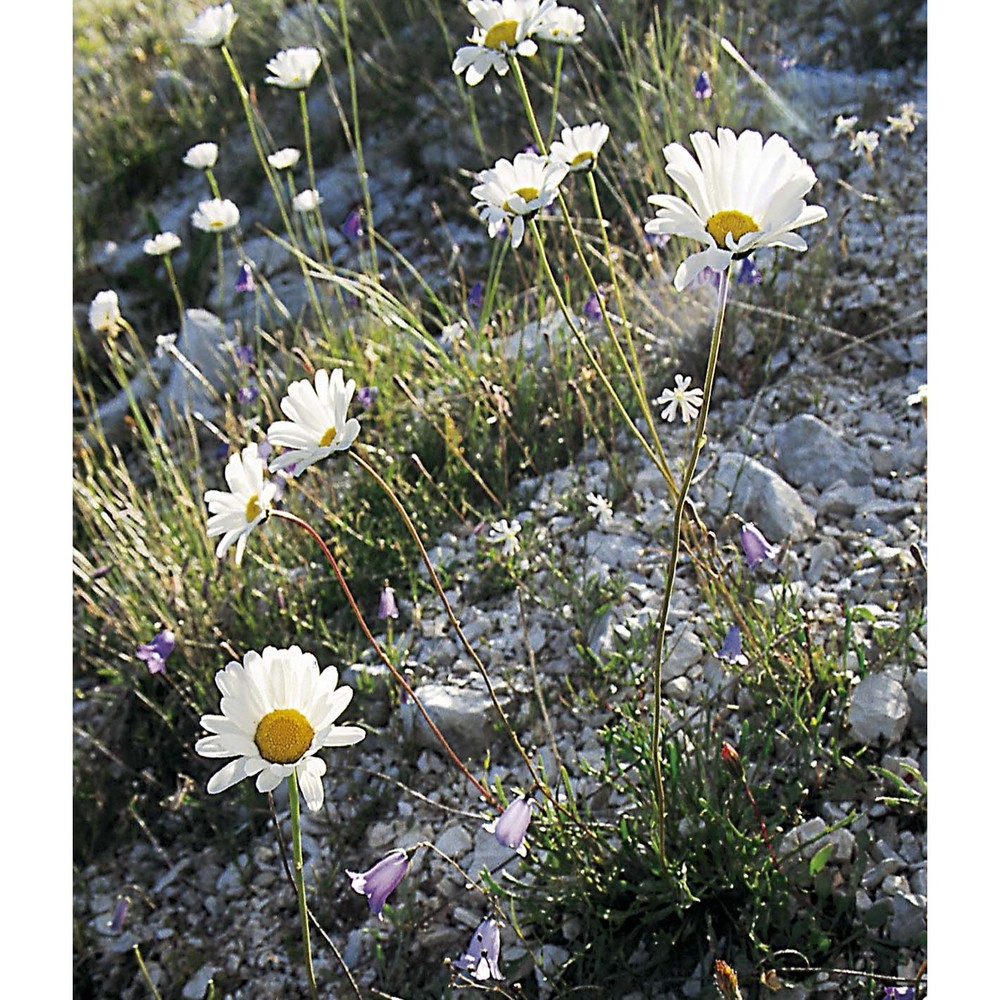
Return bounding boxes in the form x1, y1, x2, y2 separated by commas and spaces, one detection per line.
451, 0, 557, 86
182, 3, 237, 47
267, 147, 301, 170
645, 128, 827, 291
549, 122, 609, 173
143, 232, 182, 256
88, 290, 122, 336
488, 517, 522, 557
183, 141, 219, 169
267, 368, 362, 475
265, 47, 322, 89
204, 443, 277, 565
471, 152, 569, 249
195, 645, 365, 811
535, 3, 585, 43
653, 374, 704, 424
191, 198, 240, 233
292, 188, 324, 214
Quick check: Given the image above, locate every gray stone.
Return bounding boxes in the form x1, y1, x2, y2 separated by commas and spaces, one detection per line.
774, 414, 872, 490
400, 682, 500, 757
888, 892, 927, 944
435, 824, 474, 859
158, 309, 232, 420
778, 817, 854, 863
848, 673, 910, 745
818, 481, 877, 517
181, 964, 218, 999
704, 452, 815, 542
663, 629, 703, 679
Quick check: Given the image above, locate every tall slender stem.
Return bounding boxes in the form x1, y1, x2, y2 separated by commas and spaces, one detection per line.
650, 267, 731, 866
287, 772, 320, 1000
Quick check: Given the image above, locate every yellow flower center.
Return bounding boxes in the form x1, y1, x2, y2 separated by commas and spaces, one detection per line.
254, 708, 315, 764
484, 19, 518, 49
318, 425, 339, 448
245, 493, 262, 523
210, 219, 226, 230
570, 151, 594, 169
705, 209, 759, 248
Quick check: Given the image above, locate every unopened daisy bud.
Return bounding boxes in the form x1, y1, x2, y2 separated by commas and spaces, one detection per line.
739, 522, 778, 570
267, 147, 301, 170
89, 289, 122, 336
714, 959, 743, 1000
378, 582, 399, 620
346, 850, 411, 920
483, 795, 534, 857
720, 741, 742, 776
292, 188, 323, 214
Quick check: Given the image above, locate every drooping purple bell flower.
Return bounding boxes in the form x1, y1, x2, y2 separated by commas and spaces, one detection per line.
455, 917, 503, 981
235, 260, 255, 293
736, 256, 763, 286
378, 582, 399, 620
110, 898, 129, 934
716, 625, 749, 666
468, 280, 485, 310
346, 850, 411, 920
483, 796, 533, 857
234, 344, 254, 365
356, 385, 377, 409
740, 522, 778, 570
237, 385, 258, 406
341, 208, 363, 242
583, 290, 604, 323
883, 989, 915, 1000
694, 70, 712, 100
136, 629, 175, 675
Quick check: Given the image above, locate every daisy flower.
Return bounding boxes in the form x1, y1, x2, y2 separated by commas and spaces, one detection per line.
471, 152, 569, 249
549, 122, 609, 173
488, 517, 522, 556
645, 128, 827, 291
267, 147, 301, 170
535, 4, 585, 43
266, 368, 362, 475
452, 0, 557, 87
204, 443, 277, 565
195, 645, 365, 811
143, 232, 182, 256
264, 47, 322, 89
191, 198, 240, 233
586, 492, 613, 527
292, 189, 324, 213
182, 2, 237, 47
183, 142, 219, 169
88, 290, 122, 335
653, 374, 704, 424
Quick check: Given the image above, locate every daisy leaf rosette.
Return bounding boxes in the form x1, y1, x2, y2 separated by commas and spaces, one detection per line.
452, 0, 558, 86
204, 443, 276, 565
267, 368, 361, 475
471, 152, 569, 249
195, 645, 366, 811
645, 128, 827, 291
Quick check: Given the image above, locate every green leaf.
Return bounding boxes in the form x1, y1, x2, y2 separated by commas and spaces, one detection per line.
809, 843, 834, 876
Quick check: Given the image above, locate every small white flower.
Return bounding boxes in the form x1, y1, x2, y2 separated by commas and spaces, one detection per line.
586, 492, 613, 528
488, 517, 522, 557
195, 644, 365, 811
191, 198, 240, 233
471, 151, 569, 249
535, 3, 585, 43
292, 189, 324, 214
204, 443, 277, 565
182, 2, 237, 47
143, 232, 182, 256
832, 114, 858, 137
451, 0, 558, 87
653, 374, 704, 424
265, 47, 322, 89
886, 102, 922, 138
850, 130, 880, 156
267, 368, 362, 475
645, 128, 827, 291
88, 290, 122, 335
549, 122, 609, 173
906, 384, 928, 407
440, 321, 466, 347
268, 147, 301, 170
183, 142, 219, 170
155, 332, 178, 357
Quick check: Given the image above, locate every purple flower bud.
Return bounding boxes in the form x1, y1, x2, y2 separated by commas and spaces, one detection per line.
455, 918, 503, 981
777, 53, 797, 72
378, 582, 399, 620
583, 290, 604, 323
697, 266, 722, 289
341, 208, 363, 242
716, 625, 749, 666
740, 522, 778, 570
883, 990, 915, 1000
257, 440, 272, 462
235, 261, 256, 293
644, 231, 670, 249
736, 256, 763, 286
694, 70, 712, 100
522, 142, 539, 155
136, 629, 175, 675
110, 898, 129, 934
237, 385, 258, 406
483, 796, 533, 856
467, 280, 485, 310
234, 344, 254, 365
347, 850, 411, 920
356, 386, 377, 409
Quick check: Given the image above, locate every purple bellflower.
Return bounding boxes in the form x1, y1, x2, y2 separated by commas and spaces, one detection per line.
694, 70, 712, 100
237, 385, 258, 405
341, 208, 363, 242
883, 989, 915, 1000
136, 629, 175, 675
736, 256, 763, 286
583, 290, 604, 323
347, 850, 411, 920
716, 625, 749, 666
468, 280, 485, 310
740, 522, 778, 570
356, 385, 377, 409
234, 344, 254, 365
483, 796, 534, 857
235, 260, 255, 293
378, 582, 399, 620
455, 918, 503, 981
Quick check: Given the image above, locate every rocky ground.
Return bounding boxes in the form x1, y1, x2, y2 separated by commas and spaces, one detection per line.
73, 5, 928, 998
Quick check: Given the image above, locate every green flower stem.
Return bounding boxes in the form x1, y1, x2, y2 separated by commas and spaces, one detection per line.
650, 266, 731, 867
287, 771, 320, 1000
162, 255, 185, 329
133, 944, 163, 1000
214, 234, 225, 315
270, 509, 496, 808
298, 90, 331, 266
546, 45, 565, 147
204, 167, 222, 201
